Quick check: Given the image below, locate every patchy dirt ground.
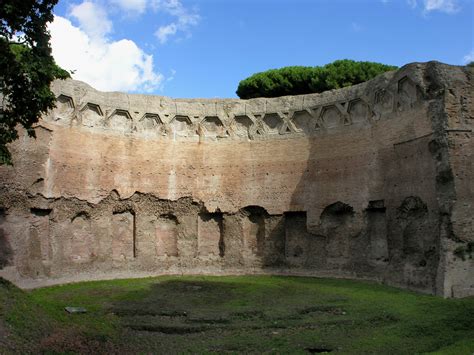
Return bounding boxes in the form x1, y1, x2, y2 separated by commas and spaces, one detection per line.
0, 319, 12, 349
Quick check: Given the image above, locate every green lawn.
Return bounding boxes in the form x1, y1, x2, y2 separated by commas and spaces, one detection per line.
1, 275, 473, 354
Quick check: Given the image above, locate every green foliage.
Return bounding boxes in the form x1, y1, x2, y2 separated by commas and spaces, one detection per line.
0, 0, 69, 165
467, 61, 474, 68
236, 59, 398, 99
454, 242, 474, 261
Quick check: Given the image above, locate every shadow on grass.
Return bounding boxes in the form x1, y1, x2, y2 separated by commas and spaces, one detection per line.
15, 276, 474, 354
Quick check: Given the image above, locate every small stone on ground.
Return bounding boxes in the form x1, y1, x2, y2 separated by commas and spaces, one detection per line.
65, 307, 87, 314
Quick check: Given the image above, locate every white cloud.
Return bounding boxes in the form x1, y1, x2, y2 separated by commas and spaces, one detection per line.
109, 0, 148, 14
407, 0, 460, 13
424, 0, 459, 13
463, 50, 474, 64
69, 1, 112, 40
153, 0, 200, 44
166, 68, 176, 82
48, 0, 198, 91
49, 15, 163, 92
155, 23, 178, 44
153, 0, 200, 26
105, 0, 200, 43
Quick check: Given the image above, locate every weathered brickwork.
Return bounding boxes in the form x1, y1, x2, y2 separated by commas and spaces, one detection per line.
0, 62, 472, 297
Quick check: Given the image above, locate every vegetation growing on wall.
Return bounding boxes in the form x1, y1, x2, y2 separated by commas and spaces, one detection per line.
0, 0, 69, 165
236, 60, 398, 99
454, 242, 474, 261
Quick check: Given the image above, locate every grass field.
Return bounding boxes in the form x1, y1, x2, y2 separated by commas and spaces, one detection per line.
0, 275, 473, 354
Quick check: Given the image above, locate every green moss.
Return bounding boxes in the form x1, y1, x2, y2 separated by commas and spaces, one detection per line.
454, 242, 474, 260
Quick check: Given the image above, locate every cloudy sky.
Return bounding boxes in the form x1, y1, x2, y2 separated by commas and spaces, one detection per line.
49, 0, 474, 98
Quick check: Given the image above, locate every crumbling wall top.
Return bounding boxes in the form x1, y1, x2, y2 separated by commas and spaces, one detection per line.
47, 62, 457, 141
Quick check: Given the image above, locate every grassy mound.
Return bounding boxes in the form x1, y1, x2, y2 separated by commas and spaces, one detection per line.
0, 277, 55, 352
1, 276, 473, 353
0, 277, 117, 353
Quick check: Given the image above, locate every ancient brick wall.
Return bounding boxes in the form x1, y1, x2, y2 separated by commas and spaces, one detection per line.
0, 62, 472, 297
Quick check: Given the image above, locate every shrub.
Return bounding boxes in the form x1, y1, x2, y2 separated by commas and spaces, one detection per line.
236, 59, 397, 99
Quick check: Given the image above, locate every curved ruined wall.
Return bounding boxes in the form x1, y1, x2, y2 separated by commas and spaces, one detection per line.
0, 62, 472, 297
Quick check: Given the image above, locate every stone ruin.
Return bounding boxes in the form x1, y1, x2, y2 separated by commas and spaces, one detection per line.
0, 61, 472, 297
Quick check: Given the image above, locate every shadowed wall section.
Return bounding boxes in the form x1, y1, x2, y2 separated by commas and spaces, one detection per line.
0, 62, 472, 297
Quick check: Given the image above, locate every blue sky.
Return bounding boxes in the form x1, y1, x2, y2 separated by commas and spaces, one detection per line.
49, 0, 474, 98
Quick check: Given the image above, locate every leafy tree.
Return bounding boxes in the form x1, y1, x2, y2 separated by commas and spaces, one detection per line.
0, 0, 69, 165
467, 61, 474, 68
236, 60, 397, 99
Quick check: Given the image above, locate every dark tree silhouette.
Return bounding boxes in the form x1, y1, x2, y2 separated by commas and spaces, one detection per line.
0, 0, 69, 164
